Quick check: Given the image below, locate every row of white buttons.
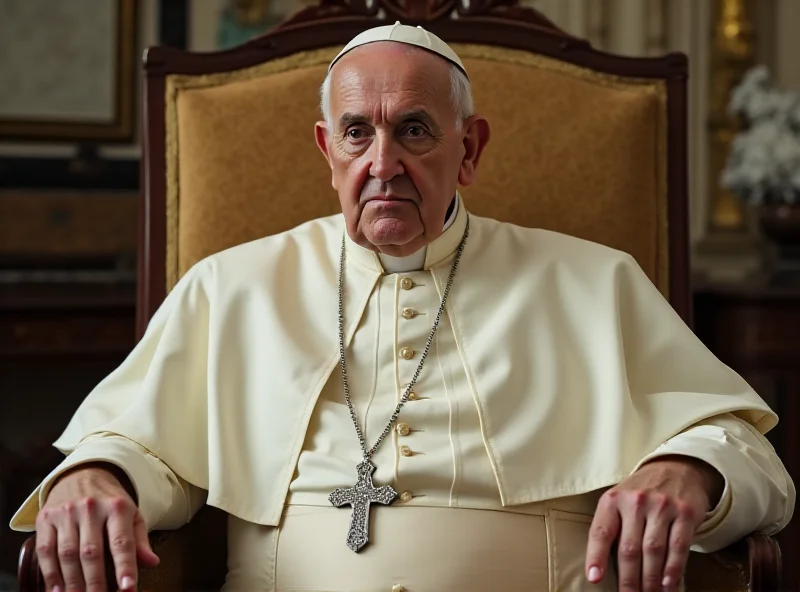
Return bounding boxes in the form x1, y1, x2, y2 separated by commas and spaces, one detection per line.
398, 277, 419, 359
397, 276, 421, 510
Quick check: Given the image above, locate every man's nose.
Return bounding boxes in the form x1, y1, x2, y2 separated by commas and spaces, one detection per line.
368, 134, 404, 182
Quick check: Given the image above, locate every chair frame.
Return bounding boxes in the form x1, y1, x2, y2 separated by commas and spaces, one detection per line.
137, 0, 690, 339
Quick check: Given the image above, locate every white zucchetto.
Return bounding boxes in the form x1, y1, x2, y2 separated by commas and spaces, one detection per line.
328, 21, 468, 79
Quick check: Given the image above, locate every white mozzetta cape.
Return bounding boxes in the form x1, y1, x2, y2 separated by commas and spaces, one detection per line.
49, 207, 775, 526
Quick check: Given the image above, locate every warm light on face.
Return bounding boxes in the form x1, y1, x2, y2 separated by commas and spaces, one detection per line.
314, 42, 490, 258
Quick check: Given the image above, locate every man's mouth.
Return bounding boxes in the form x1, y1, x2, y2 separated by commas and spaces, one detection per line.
367, 195, 408, 202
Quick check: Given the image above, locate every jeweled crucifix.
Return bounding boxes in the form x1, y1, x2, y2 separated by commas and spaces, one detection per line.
328, 460, 397, 553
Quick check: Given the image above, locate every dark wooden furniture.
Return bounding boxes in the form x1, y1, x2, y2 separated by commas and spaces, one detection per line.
0, 190, 138, 576
0, 282, 136, 358
694, 275, 800, 591
15, 0, 785, 589
0, 281, 136, 576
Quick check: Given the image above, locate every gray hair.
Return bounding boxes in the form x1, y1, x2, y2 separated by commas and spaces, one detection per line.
320, 62, 474, 131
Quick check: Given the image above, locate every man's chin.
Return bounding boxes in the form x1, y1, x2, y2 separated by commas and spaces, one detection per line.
361, 219, 424, 251
362, 231, 427, 257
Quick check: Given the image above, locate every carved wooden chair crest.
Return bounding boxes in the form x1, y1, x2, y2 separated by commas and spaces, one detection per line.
19, 0, 781, 589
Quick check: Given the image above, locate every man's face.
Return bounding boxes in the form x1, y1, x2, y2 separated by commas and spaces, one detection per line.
315, 42, 489, 257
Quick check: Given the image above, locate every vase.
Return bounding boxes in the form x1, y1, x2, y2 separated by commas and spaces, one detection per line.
758, 203, 800, 284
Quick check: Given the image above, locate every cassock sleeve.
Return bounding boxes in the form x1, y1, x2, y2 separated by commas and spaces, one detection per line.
9, 434, 207, 532
9, 260, 213, 532
632, 413, 795, 552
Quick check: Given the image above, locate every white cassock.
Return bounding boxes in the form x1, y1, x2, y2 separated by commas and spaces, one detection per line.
10, 196, 794, 591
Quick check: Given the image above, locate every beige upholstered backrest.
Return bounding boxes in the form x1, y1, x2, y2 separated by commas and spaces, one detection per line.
167, 44, 667, 295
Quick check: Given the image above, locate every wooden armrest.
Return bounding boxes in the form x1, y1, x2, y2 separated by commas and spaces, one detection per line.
20, 529, 782, 591
683, 534, 782, 592
746, 534, 782, 591
17, 536, 38, 592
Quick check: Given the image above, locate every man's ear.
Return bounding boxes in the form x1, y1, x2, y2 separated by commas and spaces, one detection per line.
315, 121, 333, 167
314, 121, 338, 189
457, 115, 491, 187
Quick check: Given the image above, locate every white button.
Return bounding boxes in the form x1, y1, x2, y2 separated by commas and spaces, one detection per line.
396, 423, 411, 436
399, 445, 412, 457
392, 585, 407, 592
399, 277, 414, 290
399, 491, 413, 503
399, 346, 415, 360
401, 307, 417, 319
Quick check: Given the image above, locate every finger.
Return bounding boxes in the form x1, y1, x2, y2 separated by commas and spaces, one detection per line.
585, 492, 622, 584
133, 511, 160, 567
105, 499, 139, 591
640, 496, 672, 592
35, 521, 65, 592
56, 504, 85, 592
77, 498, 107, 592
616, 492, 646, 592
661, 504, 697, 591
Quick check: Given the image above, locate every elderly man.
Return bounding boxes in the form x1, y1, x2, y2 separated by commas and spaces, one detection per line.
11, 23, 794, 592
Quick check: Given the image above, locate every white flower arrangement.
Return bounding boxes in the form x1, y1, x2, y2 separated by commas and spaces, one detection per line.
720, 65, 800, 205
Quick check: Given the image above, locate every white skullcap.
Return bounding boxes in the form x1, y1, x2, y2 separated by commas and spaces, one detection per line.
328, 21, 468, 79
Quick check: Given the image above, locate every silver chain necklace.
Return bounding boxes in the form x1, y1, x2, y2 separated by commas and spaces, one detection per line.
328, 217, 470, 553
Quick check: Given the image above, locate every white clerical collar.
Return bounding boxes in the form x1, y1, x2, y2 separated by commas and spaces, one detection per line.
378, 246, 427, 274
345, 193, 467, 274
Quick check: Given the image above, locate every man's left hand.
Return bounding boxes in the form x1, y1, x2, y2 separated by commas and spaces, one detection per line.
584, 456, 724, 592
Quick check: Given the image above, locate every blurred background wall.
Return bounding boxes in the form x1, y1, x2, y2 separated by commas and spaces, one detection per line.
1, 0, 798, 587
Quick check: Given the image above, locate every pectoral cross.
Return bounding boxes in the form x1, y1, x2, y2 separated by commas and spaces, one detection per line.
328, 460, 397, 552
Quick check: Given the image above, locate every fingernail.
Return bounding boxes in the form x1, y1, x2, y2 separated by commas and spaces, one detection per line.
588, 565, 602, 581
53, 586, 62, 592
121, 576, 136, 589
663, 575, 673, 587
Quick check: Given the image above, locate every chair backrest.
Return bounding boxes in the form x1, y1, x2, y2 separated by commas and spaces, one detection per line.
138, 0, 689, 338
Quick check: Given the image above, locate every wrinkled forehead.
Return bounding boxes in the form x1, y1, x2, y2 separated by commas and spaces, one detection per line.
329, 42, 453, 121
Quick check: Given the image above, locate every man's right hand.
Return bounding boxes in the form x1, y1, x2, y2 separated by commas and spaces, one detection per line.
35, 464, 159, 592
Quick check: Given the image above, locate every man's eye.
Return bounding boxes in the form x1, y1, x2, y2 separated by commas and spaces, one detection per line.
347, 128, 365, 140
405, 126, 426, 138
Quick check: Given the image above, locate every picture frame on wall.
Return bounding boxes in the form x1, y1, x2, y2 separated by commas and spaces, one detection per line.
0, 0, 138, 143
189, 0, 314, 52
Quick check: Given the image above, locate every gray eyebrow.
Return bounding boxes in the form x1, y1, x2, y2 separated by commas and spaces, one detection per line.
336, 110, 439, 131
397, 110, 436, 128
337, 112, 367, 129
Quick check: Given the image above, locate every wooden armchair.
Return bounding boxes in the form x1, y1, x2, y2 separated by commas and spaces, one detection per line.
18, 0, 783, 589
